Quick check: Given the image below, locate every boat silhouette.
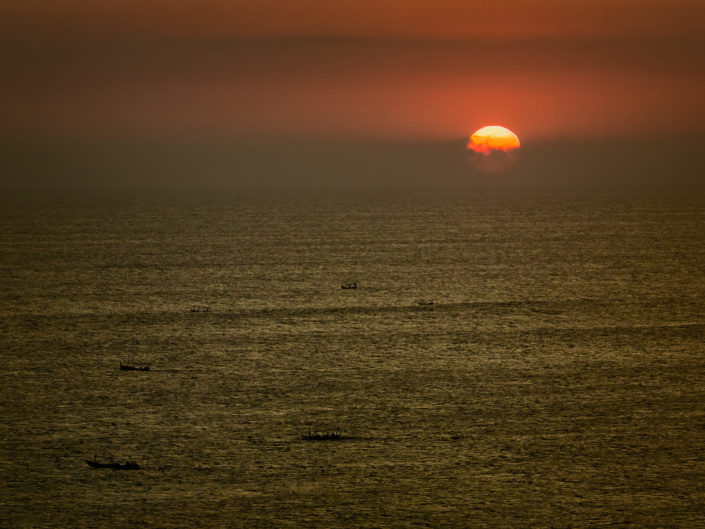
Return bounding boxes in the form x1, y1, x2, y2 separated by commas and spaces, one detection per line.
85, 457, 140, 470
302, 425, 342, 441
119, 362, 150, 371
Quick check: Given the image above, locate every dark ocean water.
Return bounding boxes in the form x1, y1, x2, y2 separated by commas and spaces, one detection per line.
1, 191, 704, 528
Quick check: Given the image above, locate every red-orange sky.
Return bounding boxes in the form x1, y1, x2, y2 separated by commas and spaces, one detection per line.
2, 0, 705, 142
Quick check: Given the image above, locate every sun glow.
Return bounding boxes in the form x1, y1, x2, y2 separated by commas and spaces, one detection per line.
467, 125, 521, 155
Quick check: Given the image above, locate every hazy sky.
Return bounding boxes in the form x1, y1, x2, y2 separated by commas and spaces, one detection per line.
2, 1, 705, 190
4, 0, 705, 41
3, 0, 705, 141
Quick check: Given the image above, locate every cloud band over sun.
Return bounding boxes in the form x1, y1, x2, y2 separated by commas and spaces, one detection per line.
467, 126, 521, 155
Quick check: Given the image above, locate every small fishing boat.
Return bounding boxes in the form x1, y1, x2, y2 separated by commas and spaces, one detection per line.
119, 362, 150, 371
341, 282, 357, 290
303, 431, 342, 441
85, 458, 140, 470
302, 426, 342, 441
416, 300, 435, 306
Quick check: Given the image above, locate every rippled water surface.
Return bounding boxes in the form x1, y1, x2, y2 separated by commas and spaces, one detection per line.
2, 191, 704, 528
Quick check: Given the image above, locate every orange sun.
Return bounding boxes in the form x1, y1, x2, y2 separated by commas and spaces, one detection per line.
467, 125, 520, 155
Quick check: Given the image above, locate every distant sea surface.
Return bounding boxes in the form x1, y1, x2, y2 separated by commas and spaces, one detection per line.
2, 191, 704, 528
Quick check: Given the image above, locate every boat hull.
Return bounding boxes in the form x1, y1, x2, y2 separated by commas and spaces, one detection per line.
85, 460, 140, 470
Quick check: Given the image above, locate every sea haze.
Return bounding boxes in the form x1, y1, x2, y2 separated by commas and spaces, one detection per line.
3, 137, 705, 192
1, 191, 704, 528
